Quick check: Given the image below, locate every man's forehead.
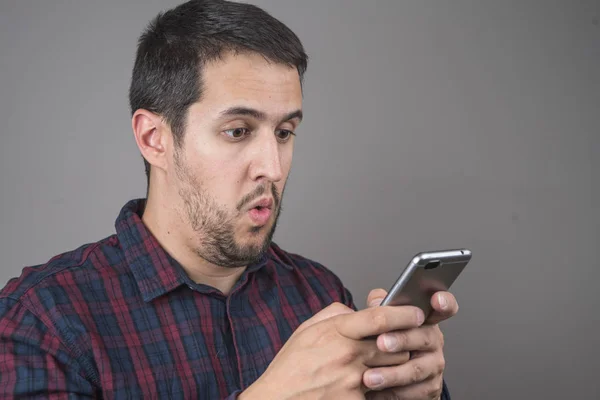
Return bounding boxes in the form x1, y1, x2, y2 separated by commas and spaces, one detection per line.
202, 52, 301, 93
197, 53, 303, 121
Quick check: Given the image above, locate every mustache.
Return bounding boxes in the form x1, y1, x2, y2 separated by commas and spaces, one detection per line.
236, 183, 280, 212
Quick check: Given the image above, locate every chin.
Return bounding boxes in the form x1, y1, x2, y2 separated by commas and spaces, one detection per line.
235, 235, 272, 259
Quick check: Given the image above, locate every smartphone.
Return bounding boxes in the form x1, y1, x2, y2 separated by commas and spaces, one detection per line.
380, 249, 472, 318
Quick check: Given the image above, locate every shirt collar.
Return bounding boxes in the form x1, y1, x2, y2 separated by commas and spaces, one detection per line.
115, 199, 291, 302
116, 199, 189, 302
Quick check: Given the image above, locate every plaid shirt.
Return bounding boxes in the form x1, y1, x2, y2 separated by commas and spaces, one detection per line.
0, 199, 451, 399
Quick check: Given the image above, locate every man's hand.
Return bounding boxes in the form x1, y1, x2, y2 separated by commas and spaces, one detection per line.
239, 301, 426, 400
363, 289, 459, 400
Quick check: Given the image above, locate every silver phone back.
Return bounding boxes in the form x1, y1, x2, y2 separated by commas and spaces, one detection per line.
380, 249, 472, 317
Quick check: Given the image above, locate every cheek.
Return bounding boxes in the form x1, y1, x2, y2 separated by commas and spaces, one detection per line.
281, 145, 294, 173
186, 138, 242, 183
275, 156, 292, 195
202, 163, 246, 207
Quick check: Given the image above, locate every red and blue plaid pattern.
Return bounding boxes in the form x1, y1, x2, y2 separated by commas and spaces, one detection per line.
0, 199, 450, 399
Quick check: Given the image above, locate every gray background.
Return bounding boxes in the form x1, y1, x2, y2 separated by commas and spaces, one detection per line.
1, 0, 598, 398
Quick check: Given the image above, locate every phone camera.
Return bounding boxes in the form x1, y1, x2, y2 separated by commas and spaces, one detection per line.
425, 260, 441, 270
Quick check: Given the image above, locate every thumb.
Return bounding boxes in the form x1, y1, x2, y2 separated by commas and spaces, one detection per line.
366, 288, 388, 308
296, 302, 354, 333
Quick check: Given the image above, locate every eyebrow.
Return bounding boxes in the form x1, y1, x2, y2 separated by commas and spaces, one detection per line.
219, 107, 303, 125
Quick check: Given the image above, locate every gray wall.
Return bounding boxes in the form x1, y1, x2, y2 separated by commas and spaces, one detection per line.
1, 1, 598, 398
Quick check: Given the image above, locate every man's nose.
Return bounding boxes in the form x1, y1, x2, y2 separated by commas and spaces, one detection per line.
249, 134, 284, 183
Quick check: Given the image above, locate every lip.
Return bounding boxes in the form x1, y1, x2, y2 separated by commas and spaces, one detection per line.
247, 197, 274, 211
247, 198, 274, 226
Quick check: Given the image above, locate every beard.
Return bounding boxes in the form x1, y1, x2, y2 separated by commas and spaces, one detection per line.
174, 149, 283, 268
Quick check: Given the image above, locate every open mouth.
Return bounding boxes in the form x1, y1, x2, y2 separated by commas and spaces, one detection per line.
245, 196, 274, 226
248, 205, 272, 226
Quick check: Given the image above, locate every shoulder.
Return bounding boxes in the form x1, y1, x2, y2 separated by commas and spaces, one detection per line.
266, 242, 357, 309
267, 242, 340, 280
0, 235, 123, 312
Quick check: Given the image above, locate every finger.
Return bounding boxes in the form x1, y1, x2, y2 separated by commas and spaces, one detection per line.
376, 325, 442, 353
357, 339, 411, 368
362, 351, 444, 391
335, 305, 425, 340
364, 347, 411, 368
296, 302, 354, 334
426, 291, 459, 325
367, 288, 388, 308
365, 376, 445, 400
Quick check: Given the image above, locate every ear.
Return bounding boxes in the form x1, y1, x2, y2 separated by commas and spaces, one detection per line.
131, 109, 170, 174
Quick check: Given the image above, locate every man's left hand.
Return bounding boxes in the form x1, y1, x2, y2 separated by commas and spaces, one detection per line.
362, 288, 459, 400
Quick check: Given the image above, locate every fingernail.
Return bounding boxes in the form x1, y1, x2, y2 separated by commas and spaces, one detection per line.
417, 309, 425, 325
383, 334, 398, 351
438, 293, 448, 310
367, 372, 384, 387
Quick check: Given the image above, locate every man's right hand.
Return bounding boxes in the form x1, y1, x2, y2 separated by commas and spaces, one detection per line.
239, 302, 425, 400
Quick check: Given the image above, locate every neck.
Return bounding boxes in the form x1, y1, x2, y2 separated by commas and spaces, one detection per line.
141, 193, 246, 296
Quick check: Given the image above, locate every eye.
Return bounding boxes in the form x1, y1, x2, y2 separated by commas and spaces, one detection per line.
223, 127, 250, 140
276, 129, 295, 142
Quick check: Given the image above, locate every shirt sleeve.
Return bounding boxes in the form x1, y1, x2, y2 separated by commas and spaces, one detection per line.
0, 297, 96, 399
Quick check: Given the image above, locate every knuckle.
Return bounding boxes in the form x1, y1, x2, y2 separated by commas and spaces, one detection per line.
370, 308, 389, 332
437, 378, 446, 393
415, 386, 433, 400
329, 301, 350, 313
411, 362, 425, 384
339, 341, 361, 364
338, 352, 355, 367
422, 331, 433, 349
438, 353, 446, 374
427, 379, 444, 399
427, 325, 443, 349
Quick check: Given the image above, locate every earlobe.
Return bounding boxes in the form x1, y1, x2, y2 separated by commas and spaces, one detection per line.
131, 109, 168, 173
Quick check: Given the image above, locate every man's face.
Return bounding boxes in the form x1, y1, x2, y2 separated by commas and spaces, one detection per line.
169, 51, 303, 268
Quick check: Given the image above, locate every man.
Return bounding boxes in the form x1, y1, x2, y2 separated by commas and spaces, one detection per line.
0, 0, 459, 398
